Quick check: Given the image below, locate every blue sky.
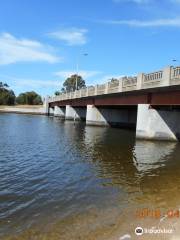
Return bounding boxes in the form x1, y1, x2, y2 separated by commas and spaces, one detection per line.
0, 0, 180, 96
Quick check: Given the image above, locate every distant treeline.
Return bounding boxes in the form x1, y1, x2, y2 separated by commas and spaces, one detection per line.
0, 82, 43, 105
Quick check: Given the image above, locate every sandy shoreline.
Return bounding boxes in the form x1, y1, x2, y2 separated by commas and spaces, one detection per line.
0, 105, 46, 115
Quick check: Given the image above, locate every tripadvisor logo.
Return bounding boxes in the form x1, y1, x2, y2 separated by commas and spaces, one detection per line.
135, 226, 173, 236
135, 227, 144, 236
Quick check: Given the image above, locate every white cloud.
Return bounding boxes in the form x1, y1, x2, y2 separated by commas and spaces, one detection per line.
0, 74, 60, 88
0, 32, 59, 65
113, 0, 150, 4
14, 79, 60, 88
55, 70, 102, 79
171, 0, 180, 3
48, 28, 88, 46
91, 74, 125, 85
102, 18, 180, 27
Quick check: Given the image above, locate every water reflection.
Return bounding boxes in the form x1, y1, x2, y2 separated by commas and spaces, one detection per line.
1, 114, 180, 240
133, 140, 177, 173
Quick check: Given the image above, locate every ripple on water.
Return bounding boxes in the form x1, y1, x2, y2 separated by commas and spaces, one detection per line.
1, 114, 180, 239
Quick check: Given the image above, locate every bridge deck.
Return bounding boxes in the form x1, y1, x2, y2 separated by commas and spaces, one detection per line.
49, 85, 180, 108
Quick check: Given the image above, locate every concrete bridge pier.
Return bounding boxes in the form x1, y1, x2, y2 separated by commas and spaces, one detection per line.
86, 105, 137, 127
65, 105, 86, 121
49, 107, 54, 116
86, 105, 108, 126
54, 106, 65, 118
136, 104, 180, 141
43, 97, 49, 115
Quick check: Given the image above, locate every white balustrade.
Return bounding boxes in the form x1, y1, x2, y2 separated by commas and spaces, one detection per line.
47, 66, 180, 103
87, 86, 95, 96
97, 84, 106, 95
108, 81, 119, 93
143, 71, 163, 83
122, 77, 137, 91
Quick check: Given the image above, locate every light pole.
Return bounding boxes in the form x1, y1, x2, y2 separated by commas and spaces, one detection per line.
172, 59, 178, 66
75, 53, 88, 91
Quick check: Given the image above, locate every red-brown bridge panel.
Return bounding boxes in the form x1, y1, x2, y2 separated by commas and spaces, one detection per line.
49, 93, 148, 108
49, 88, 180, 108
150, 90, 180, 105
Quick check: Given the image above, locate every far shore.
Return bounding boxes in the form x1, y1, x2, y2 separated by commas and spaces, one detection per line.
0, 105, 45, 115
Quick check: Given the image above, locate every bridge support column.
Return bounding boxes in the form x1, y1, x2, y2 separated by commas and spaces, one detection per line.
49, 107, 54, 116
86, 105, 137, 127
65, 105, 86, 121
54, 106, 65, 118
136, 104, 180, 141
43, 96, 49, 115
86, 105, 108, 126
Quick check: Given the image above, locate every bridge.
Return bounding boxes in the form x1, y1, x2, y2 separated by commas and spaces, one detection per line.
45, 66, 180, 141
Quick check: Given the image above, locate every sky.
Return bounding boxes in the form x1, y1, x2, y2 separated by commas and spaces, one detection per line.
0, 0, 180, 96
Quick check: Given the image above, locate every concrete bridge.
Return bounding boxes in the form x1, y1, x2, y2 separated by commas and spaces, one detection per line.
45, 66, 180, 141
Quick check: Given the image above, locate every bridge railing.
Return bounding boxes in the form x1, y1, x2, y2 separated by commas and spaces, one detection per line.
80, 88, 86, 97
171, 66, 180, 78
142, 70, 163, 88
48, 66, 180, 103
171, 67, 180, 86
97, 84, 106, 95
108, 80, 119, 93
122, 77, 137, 91
87, 86, 95, 96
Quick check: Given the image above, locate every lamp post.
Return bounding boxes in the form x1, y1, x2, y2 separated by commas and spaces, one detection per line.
172, 59, 178, 66
75, 53, 88, 91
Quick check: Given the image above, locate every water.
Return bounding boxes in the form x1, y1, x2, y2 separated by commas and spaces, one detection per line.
1, 113, 180, 240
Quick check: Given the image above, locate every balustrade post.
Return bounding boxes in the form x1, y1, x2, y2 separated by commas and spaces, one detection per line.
86, 88, 89, 97
162, 66, 171, 86
95, 85, 98, 95
105, 82, 109, 94
74, 90, 77, 99
137, 73, 144, 90
118, 78, 123, 92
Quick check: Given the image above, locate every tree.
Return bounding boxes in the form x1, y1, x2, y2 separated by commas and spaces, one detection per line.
16, 91, 42, 105
33, 95, 43, 105
0, 82, 9, 89
110, 78, 118, 82
0, 82, 15, 105
54, 91, 61, 96
62, 74, 86, 92
16, 93, 26, 105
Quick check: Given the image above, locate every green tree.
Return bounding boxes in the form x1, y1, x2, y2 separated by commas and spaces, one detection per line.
62, 74, 86, 92
110, 78, 118, 82
16, 93, 26, 105
54, 91, 61, 96
33, 95, 42, 105
0, 82, 9, 89
16, 91, 42, 105
0, 82, 15, 105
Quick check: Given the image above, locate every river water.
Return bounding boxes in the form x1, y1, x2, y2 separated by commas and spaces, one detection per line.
1, 113, 180, 240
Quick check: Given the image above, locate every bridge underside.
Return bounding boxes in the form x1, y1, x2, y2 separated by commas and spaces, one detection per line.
48, 86, 180, 141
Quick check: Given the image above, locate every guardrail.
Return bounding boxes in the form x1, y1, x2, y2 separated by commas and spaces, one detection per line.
143, 71, 163, 83
48, 66, 180, 103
